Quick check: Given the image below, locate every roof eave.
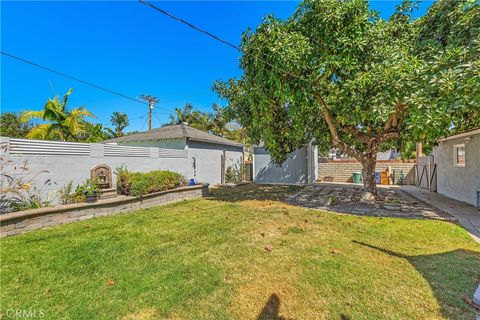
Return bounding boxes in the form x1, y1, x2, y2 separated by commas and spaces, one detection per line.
187, 137, 244, 148
438, 128, 480, 142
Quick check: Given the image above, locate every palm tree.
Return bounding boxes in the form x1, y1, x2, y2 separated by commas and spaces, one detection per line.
21, 89, 95, 141
169, 103, 210, 131
110, 112, 129, 137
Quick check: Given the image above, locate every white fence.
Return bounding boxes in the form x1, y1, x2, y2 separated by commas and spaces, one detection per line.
1, 137, 193, 205
6, 138, 187, 158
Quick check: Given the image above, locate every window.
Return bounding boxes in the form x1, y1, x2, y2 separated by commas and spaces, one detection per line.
454, 144, 465, 167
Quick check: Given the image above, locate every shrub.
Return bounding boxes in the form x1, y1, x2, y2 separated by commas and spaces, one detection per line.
116, 168, 184, 197
225, 161, 246, 183
0, 159, 51, 213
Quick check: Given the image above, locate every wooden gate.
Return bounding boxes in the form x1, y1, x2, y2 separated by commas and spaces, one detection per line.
415, 156, 437, 191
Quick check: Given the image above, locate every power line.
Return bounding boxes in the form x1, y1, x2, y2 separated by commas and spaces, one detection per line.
138, 0, 306, 82
2, 51, 178, 114
1, 51, 147, 105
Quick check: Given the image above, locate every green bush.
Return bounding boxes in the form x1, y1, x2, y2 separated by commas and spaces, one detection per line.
225, 161, 246, 183
116, 167, 184, 197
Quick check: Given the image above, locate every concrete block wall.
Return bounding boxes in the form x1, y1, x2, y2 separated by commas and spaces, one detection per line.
318, 160, 416, 185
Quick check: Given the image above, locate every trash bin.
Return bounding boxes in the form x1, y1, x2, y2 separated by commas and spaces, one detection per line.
352, 172, 362, 184
375, 172, 381, 184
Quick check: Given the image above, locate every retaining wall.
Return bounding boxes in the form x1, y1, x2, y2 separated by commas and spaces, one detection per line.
318, 160, 416, 185
0, 184, 208, 237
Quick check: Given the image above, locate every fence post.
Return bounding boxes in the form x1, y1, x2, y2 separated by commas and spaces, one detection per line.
90, 143, 104, 158
150, 147, 159, 159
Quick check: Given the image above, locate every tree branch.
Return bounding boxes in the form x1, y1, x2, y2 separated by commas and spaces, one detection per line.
312, 91, 363, 160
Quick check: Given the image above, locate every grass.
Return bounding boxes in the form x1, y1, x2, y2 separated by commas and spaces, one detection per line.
1, 184, 479, 319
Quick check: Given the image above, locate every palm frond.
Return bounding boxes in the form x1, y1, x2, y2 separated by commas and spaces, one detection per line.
20, 111, 45, 123
26, 124, 53, 139
62, 88, 73, 111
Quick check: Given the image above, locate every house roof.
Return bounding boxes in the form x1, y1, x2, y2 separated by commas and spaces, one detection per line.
104, 123, 244, 147
438, 128, 480, 142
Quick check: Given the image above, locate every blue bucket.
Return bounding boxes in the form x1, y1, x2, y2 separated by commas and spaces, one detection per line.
189, 178, 196, 186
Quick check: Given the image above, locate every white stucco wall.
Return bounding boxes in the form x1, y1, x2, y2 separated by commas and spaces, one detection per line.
115, 138, 244, 185
187, 140, 244, 185
433, 132, 480, 206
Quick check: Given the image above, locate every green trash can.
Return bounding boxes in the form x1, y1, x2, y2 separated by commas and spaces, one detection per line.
352, 172, 362, 184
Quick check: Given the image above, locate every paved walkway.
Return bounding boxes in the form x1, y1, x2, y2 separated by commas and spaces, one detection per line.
400, 185, 480, 243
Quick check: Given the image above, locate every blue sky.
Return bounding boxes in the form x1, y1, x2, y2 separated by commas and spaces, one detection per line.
1, 1, 433, 132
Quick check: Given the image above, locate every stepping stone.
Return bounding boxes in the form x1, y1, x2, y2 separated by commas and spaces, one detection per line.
473, 284, 480, 307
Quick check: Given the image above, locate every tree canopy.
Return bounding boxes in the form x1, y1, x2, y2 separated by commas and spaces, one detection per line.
215, 0, 479, 194
168, 103, 250, 144
0, 113, 32, 138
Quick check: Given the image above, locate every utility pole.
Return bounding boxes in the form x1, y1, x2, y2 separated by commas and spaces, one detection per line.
140, 95, 159, 131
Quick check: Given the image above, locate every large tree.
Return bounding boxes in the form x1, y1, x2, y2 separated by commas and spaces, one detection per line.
21, 89, 95, 141
215, 0, 479, 197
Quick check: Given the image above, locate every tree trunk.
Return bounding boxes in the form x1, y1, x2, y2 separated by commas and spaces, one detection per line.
361, 154, 377, 195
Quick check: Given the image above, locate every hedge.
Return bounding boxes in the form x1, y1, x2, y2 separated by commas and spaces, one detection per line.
116, 168, 185, 197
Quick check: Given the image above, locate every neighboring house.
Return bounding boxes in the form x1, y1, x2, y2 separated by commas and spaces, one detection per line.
252, 144, 318, 185
432, 128, 480, 207
104, 123, 244, 185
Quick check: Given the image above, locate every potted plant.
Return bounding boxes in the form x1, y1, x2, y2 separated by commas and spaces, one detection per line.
79, 178, 101, 203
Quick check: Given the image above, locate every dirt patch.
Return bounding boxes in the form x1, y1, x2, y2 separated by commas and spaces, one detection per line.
122, 309, 157, 320
231, 270, 326, 320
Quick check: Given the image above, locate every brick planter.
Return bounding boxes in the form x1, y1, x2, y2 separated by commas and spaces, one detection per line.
0, 184, 209, 237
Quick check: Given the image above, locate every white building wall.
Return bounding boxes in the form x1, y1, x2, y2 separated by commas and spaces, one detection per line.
433, 132, 480, 206
187, 140, 244, 185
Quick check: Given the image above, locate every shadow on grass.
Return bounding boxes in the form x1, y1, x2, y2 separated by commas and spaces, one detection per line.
257, 294, 285, 320
353, 240, 480, 319
208, 184, 302, 203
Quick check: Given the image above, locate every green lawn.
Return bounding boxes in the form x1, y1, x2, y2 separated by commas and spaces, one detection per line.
1, 185, 479, 319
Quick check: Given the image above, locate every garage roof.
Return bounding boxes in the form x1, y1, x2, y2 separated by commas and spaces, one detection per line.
104, 123, 244, 147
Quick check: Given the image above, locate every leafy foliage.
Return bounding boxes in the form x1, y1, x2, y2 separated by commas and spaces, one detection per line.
116, 167, 185, 197
0, 112, 32, 138
57, 181, 86, 204
225, 161, 246, 183
0, 159, 51, 213
75, 122, 112, 142
169, 103, 251, 145
215, 0, 479, 193
110, 112, 129, 137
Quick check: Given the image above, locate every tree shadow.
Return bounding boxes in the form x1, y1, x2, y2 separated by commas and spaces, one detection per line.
208, 184, 302, 203
352, 240, 480, 319
257, 294, 285, 320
